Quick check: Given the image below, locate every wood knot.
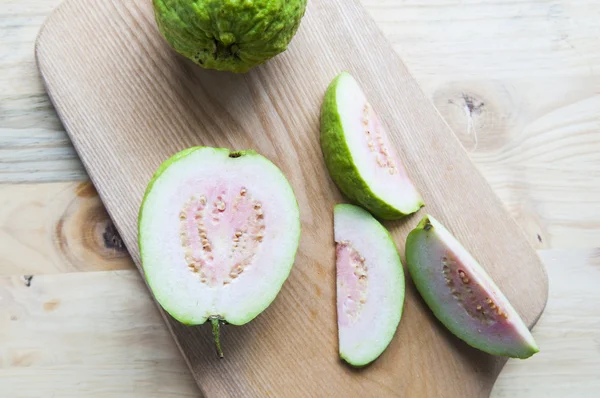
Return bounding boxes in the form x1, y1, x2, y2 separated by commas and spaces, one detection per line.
22, 275, 33, 287
54, 185, 133, 272
102, 223, 126, 252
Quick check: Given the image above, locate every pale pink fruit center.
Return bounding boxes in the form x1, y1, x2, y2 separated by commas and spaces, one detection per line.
442, 252, 509, 325
362, 102, 401, 176
179, 185, 265, 287
336, 241, 368, 327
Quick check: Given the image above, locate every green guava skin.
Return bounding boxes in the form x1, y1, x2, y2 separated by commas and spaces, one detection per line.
153, 0, 307, 73
320, 73, 424, 220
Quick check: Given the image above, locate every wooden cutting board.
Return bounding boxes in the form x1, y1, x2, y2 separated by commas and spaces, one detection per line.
35, 0, 548, 396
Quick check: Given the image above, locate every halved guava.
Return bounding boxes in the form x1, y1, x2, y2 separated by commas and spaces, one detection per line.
320, 72, 424, 220
334, 204, 405, 366
405, 215, 539, 359
138, 147, 300, 357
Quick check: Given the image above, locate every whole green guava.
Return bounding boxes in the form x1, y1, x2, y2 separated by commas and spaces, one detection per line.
153, 0, 307, 73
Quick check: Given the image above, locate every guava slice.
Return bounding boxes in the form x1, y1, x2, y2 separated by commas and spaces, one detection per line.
405, 215, 539, 359
334, 204, 405, 366
320, 72, 424, 220
138, 147, 300, 357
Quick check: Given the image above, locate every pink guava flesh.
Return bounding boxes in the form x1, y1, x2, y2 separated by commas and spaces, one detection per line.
178, 181, 265, 287
334, 204, 405, 366
406, 215, 539, 359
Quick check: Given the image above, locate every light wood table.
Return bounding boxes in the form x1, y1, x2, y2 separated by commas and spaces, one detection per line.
1, 0, 599, 396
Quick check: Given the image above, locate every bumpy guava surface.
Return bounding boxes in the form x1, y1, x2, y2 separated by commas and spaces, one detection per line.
153, 0, 307, 73
320, 72, 424, 220
334, 204, 405, 366
405, 215, 539, 359
138, 147, 300, 355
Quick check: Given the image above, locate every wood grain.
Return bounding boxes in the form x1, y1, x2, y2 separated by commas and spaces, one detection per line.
492, 249, 600, 398
2, 0, 598, 396
0, 182, 134, 276
1, 249, 598, 397
34, 0, 548, 396
0, 1, 597, 397
366, 0, 600, 81
0, 269, 198, 397
0, 0, 86, 183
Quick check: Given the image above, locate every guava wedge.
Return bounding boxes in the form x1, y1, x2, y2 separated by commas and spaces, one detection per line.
405, 215, 539, 359
320, 72, 424, 220
138, 147, 300, 357
334, 204, 405, 366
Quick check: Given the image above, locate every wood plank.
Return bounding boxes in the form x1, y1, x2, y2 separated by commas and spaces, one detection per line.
365, 0, 600, 81
0, 0, 86, 183
34, 0, 547, 396
0, 182, 134, 276
0, 270, 198, 397
1, 249, 597, 397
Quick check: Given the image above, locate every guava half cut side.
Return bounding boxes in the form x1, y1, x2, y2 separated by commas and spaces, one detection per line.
321, 72, 424, 220
138, 147, 301, 357
334, 204, 405, 366
405, 215, 539, 359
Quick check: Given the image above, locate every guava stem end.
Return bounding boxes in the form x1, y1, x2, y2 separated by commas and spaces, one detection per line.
210, 316, 224, 359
